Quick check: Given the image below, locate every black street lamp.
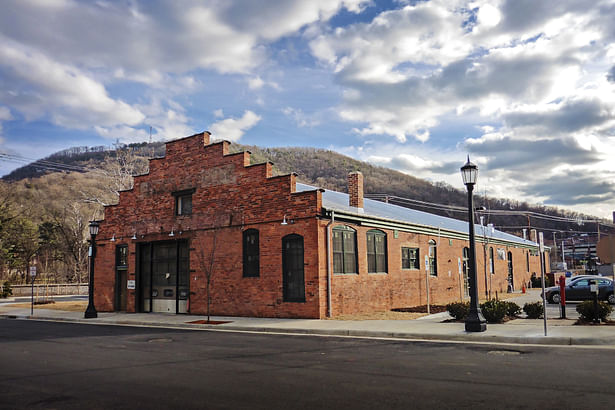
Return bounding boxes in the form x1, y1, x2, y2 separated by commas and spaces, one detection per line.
84, 220, 99, 319
461, 157, 487, 332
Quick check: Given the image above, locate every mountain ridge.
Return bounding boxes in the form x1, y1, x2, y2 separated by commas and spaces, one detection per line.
3, 140, 612, 238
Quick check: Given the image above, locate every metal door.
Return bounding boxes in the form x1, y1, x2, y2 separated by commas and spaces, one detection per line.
282, 234, 305, 302
462, 247, 470, 299
138, 241, 189, 314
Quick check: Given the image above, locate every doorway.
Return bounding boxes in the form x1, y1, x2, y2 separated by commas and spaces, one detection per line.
115, 245, 128, 311
462, 247, 470, 299
282, 234, 305, 302
137, 240, 190, 314
507, 251, 514, 292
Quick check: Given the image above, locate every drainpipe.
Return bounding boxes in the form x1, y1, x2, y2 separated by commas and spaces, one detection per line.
326, 210, 335, 318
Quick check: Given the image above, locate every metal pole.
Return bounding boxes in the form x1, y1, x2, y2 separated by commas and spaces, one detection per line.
481, 216, 488, 300
426, 265, 430, 315
30, 262, 33, 316
465, 183, 486, 332
84, 234, 98, 319
539, 243, 548, 336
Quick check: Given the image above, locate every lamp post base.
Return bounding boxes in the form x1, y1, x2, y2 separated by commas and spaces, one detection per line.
465, 311, 487, 332
84, 304, 98, 319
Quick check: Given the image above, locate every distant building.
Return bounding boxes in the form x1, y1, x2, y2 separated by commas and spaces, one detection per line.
93, 132, 546, 318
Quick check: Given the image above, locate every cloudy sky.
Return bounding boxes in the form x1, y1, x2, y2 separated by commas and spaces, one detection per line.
1, 0, 615, 218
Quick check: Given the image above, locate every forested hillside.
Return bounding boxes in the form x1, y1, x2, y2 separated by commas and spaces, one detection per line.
1, 140, 612, 286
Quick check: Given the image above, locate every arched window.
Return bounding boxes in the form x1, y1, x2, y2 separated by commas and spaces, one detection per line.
489, 247, 495, 274
333, 225, 357, 274
243, 229, 259, 277
367, 229, 387, 273
429, 239, 437, 276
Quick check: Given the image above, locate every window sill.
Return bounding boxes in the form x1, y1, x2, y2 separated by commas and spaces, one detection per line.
334, 272, 359, 276
401, 268, 420, 271
368, 272, 388, 275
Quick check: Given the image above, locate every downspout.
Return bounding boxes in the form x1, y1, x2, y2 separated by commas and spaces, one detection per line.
326, 210, 335, 318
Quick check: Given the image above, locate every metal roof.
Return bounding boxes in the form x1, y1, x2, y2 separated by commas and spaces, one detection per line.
296, 183, 537, 247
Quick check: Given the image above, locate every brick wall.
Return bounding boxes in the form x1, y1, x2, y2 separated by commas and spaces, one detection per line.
321, 221, 542, 316
94, 132, 323, 318
93, 131, 545, 319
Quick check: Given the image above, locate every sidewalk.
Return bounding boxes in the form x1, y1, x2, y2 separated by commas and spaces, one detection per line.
2, 293, 615, 347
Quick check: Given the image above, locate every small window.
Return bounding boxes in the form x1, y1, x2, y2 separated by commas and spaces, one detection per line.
526, 251, 530, 272
243, 229, 259, 277
116, 245, 128, 268
401, 247, 419, 270
367, 229, 387, 273
489, 247, 495, 274
333, 226, 357, 274
173, 188, 195, 216
428, 240, 437, 276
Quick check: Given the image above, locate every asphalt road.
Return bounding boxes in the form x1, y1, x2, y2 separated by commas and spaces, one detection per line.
1, 319, 615, 409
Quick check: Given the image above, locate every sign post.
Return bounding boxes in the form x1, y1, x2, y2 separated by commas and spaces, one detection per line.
539, 232, 548, 336
29, 265, 37, 316
425, 255, 430, 314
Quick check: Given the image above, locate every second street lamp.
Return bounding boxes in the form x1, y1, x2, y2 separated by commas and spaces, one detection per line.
84, 220, 99, 319
461, 157, 487, 332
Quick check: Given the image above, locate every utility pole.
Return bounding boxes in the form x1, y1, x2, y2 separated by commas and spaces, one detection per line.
552, 232, 558, 263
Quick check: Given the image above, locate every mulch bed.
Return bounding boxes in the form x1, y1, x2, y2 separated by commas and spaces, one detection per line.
574, 320, 615, 326
391, 305, 448, 314
186, 320, 231, 325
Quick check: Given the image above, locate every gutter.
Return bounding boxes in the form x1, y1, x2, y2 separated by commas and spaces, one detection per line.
325, 211, 334, 318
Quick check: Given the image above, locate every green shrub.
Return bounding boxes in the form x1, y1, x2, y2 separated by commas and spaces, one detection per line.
1, 281, 11, 298
576, 301, 613, 322
480, 299, 508, 323
523, 302, 543, 319
446, 302, 469, 320
504, 301, 521, 317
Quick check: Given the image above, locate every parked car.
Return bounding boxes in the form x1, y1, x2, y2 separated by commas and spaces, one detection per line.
564, 274, 601, 285
545, 276, 615, 305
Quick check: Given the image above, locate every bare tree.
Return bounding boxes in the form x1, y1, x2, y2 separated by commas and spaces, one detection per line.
195, 214, 231, 322
81, 147, 148, 207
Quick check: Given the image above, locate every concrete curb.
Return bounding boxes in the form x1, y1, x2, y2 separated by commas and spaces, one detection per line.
4, 313, 615, 347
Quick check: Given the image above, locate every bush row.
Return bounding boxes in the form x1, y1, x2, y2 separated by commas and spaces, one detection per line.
576, 301, 613, 322
446, 300, 524, 323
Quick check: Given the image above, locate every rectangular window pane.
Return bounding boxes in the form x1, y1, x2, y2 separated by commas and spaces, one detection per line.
376, 254, 386, 272
333, 252, 344, 273
344, 251, 356, 273
402, 247, 409, 269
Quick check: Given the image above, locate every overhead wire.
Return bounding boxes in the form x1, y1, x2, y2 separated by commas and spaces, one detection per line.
365, 193, 615, 228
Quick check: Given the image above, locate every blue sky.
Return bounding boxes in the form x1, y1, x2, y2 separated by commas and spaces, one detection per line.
1, 0, 615, 218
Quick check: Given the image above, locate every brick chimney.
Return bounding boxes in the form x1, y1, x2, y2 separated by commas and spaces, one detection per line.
348, 171, 364, 209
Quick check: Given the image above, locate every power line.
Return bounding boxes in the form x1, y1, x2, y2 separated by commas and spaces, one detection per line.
366, 193, 615, 228
0, 152, 107, 176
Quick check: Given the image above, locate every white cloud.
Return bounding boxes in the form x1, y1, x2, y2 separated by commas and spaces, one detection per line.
248, 77, 265, 90
0, 106, 12, 121
209, 110, 261, 142
310, 0, 615, 146
0, 37, 145, 129
282, 107, 321, 128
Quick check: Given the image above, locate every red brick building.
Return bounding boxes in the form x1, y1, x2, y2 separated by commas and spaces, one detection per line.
93, 132, 547, 318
